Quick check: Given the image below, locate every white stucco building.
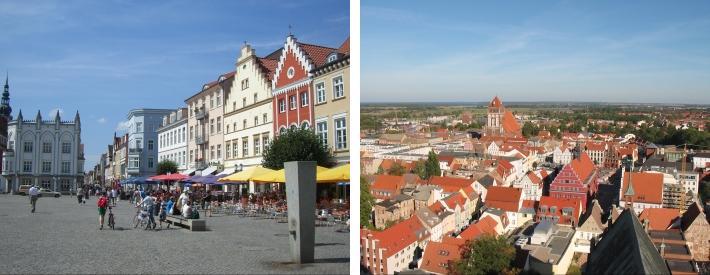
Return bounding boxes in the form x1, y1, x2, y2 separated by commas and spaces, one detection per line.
223, 43, 275, 172
157, 108, 188, 172
553, 146, 572, 165
2, 110, 84, 193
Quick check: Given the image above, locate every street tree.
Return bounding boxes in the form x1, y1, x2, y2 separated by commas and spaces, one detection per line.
452, 235, 515, 275
261, 128, 334, 169
157, 160, 178, 175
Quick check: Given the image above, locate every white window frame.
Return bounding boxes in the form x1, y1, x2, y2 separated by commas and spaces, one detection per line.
279, 99, 286, 113
300, 92, 309, 107
333, 75, 344, 99
289, 95, 297, 110
334, 114, 347, 150
316, 118, 328, 147
315, 82, 326, 104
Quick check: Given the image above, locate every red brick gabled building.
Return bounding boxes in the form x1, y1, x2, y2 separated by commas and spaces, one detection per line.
549, 152, 598, 210
271, 35, 337, 134
535, 196, 582, 226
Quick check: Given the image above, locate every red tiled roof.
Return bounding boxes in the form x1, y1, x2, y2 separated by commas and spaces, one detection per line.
429, 201, 446, 214
521, 200, 537, 209
256, 57, 278, 82
298, 42, 338, 68
371, 175, 405, 192
621, 172, 664, 205
427, 176, 474, 193
438, 155, 455, 166
538, 196, 582, 224
571, 152, 595, 180
489, 96, 502, 107
461, 186, 476, 200
527, 171, 542, 186
420, 240, 463, 275
485, 186, 522, 212
502, 111, 521, 134
443, 193, 467, 209
367, 216, 426, 258
585, 141, 606, 152
639, 208, 679, 230
338, 36, 350, 54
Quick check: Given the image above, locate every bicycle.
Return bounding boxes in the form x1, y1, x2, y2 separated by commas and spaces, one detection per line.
133, 206, 151, 229
108, 207, 115, 230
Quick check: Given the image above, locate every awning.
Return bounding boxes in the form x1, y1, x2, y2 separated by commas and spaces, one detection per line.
252, 166, 330, 183
217, 167, 235, 176
218, 166, 275, 182
182, 169, 196, 176
201, 166, 218, 176
317, 164, 350, 183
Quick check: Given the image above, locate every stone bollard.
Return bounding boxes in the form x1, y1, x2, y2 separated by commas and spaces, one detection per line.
285, 161, 316, 264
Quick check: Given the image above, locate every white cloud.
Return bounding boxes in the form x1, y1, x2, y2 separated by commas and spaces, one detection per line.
49, 108, 64, 118
97, 117, 107, 124
115, 120, 131, 131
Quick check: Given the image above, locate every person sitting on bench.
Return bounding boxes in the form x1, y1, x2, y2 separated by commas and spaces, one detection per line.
182, 200, 192, 219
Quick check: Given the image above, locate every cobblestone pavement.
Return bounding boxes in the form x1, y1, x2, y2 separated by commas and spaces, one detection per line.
0, 194, 349, 274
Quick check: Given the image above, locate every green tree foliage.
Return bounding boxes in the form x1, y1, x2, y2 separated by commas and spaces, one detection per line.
361, 115, 383, 131
387, 162, 406, 176
521, 121, 540, 138
156, 160, 178, 175
360, 177, 375, 229
376, 166, 385, 175
414, 161, 427, 179
422, 150, 441, 179
452, 235, 515, 275
261, 128, 334, 169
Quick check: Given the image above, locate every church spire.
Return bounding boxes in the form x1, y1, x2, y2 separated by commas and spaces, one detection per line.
1, 71, 12, 117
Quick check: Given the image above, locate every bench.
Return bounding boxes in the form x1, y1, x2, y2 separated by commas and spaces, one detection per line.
165, 215, 207, 231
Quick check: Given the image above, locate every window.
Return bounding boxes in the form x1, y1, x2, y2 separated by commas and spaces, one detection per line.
217, 145, 221, 159
23, 141, 33, 153
130, 157, 139, 168
241, 78, 249, 90
316, 82, 326, 103
279, 99, 286, 113
263, 113, 268, 124
238, 139, 239, 158
242, 138, 248, 157
136, 122, 143, 132
243, 119, 247, 129
233, 102, 236, 111
333, 76, 344, 98
23, 161, 32, 172
210, 119, 215, 134
148, 158, 154, 168
287, 67, 295, 78
279, 127, 287, 135
300, 92, 309, 107
148, 140, 154, 150
182, 128, 186, 142
254, 116, 258, 126
327, 53, 338, 63
41, 179, 50, 189
189, 150, 194, 162
217, 92, 221, 106
61, 161, 71, 174
210, 146, 215, 160
254, 93, 258, 103
226, 124, 230, 133
190, 126, 194, 140
262, 135, 269, 152
217, 117, 222, 133
335, 117, 347, 149
42, 142, 52, 153
226, 143, 231, 159
254, 135, 260, 155
289, 95, 297, 109
42, 161, 51, 173
243, 98, 246, 108
316, 121, 328, 146
136, 139, 142, 149
210, 95, 214, 109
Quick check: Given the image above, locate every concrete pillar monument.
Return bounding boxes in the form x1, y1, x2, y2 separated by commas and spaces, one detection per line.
285, 161, 316, 263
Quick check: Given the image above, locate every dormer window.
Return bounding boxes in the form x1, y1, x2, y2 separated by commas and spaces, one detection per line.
327, 53, 338, 63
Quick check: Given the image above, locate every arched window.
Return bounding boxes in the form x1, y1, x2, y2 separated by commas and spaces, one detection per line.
301, 121, 310, 130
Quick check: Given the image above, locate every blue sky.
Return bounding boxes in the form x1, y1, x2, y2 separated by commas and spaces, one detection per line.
362, 0, 710, 104
0, 0, 349, 171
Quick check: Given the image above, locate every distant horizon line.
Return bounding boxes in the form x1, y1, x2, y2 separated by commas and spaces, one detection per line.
362, 100, 710, 106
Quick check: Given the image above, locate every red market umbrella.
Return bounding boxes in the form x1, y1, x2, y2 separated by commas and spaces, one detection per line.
149, 173, 189, 181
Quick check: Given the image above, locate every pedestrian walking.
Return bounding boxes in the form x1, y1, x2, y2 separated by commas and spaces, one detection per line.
137, 191, 157, 229
97, 192, 109, 230
111, 188, 117, 206
28, 185, 40, 213
77, 189, 84, 204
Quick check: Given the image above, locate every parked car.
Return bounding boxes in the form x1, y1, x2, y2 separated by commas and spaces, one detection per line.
18, 185, 31, 195
38, 188, 61, 198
